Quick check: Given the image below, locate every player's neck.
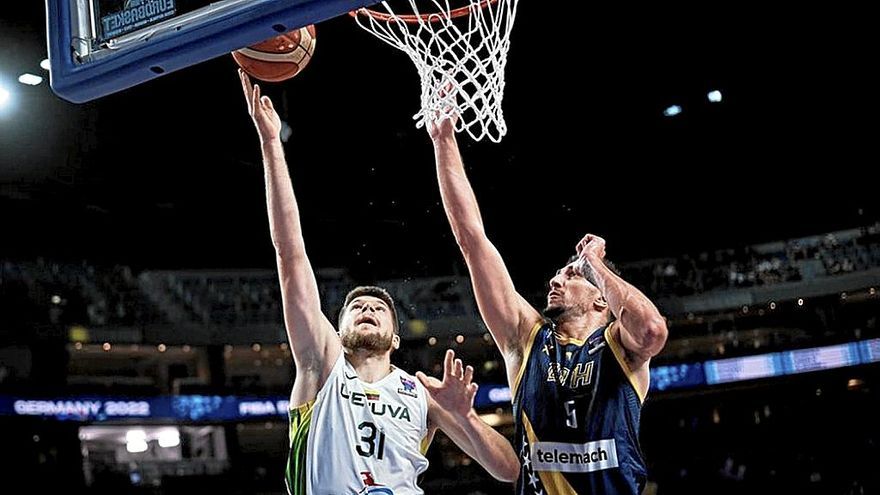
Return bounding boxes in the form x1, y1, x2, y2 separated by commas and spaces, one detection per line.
345, 350, 394, 383
554, 311, 607, 341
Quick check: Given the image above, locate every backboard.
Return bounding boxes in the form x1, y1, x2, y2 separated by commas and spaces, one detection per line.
46, 0, 378, 103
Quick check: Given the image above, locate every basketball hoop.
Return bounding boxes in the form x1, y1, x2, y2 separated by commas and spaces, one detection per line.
351, 0, 518, 143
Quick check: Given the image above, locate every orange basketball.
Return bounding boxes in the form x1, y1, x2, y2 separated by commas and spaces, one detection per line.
232, 25, 316, 83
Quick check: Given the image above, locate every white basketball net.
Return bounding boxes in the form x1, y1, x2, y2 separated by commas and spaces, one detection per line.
353, 0, 518, 142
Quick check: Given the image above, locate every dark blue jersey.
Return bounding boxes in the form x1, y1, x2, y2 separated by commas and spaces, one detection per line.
512, 321, 647, 494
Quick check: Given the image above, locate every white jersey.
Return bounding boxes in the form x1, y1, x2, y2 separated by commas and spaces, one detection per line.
286, 354, 430, 495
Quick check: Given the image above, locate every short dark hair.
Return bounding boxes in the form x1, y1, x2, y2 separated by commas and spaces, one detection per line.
338, 286, 400, 333
567, 255, 620, 287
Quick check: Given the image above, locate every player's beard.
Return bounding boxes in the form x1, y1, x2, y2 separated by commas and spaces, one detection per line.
542, 301, 588, 322
342, 327, 394, 354
542, 303, 565, 319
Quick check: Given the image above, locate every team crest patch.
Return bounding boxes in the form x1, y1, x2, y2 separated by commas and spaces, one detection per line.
398, 377, 418, 397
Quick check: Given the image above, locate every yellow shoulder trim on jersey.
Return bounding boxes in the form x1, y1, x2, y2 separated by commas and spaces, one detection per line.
288, 400, 315, 436
286, 399, 315, 495
289, 399, 315, 416
420, 433, 432, 455
553, 334, 586, 347
604, 323, 647, 404
511, 320, 546, 399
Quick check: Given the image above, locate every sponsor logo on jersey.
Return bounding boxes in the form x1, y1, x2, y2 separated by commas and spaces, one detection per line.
530, 439, 619, 473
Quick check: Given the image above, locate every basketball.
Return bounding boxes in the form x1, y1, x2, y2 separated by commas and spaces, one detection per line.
232, 25, 316, 83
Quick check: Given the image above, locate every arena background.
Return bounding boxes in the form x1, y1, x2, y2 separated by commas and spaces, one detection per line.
2, 2, 878, 494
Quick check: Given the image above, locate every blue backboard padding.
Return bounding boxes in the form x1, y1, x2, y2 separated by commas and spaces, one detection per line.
46, 0, 378, 103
